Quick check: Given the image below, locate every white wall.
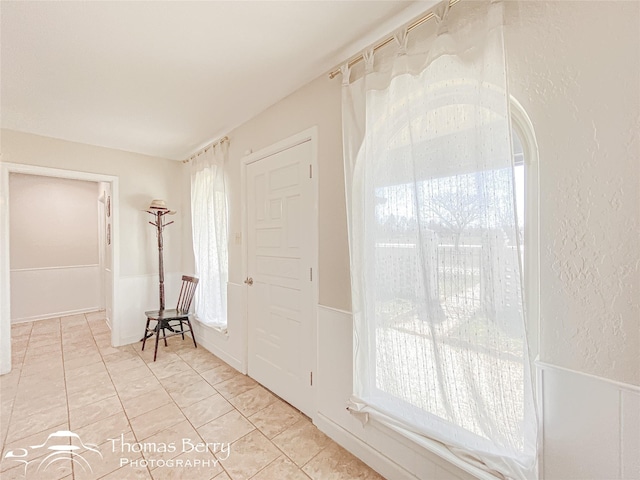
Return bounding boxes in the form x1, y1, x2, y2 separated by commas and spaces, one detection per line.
506, 1, 640, 387
1, 130, 185, 345
9, 173, 101, 322
183, 2, 639, 479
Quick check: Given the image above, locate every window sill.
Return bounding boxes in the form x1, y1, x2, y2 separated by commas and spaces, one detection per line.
194, 317, 228, 336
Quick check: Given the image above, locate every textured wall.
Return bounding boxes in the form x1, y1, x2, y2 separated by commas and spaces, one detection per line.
506, 1, 640, 385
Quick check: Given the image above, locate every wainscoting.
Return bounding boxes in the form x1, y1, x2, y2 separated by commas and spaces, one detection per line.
538, 362, 640, 480
190, 281, 246, 374
10, 265, 100, 322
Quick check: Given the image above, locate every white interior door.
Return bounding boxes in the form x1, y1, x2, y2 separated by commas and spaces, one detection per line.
246, 139, 314, 416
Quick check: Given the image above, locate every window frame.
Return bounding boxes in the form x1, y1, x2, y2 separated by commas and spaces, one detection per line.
510, 97, 540, 364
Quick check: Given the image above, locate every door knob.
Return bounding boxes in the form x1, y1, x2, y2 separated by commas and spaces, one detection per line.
244, 277, 254, 286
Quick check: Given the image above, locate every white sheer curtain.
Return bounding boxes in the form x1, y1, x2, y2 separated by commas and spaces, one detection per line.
341, 1, 537, 478
190, 141, 228, 329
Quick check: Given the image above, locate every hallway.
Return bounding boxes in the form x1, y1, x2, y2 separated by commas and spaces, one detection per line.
0, 313, 383, 480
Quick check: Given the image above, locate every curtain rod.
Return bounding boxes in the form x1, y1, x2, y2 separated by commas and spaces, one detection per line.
328, 0, 460, 79
182, 136, 229, 163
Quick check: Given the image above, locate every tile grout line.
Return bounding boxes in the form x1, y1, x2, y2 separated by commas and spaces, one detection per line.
170, 350, 234, 479
7, 313, 375, 480
0, 322, 29, 455
60, 316, 75, 480
141, 344, 235, 479
85, 313, 156, 480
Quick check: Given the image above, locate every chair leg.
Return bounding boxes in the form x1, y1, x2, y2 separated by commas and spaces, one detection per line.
153, 324, 161, 362
186, 318, 197, 349
142, 318, 151, 351
179, 320, 185, 340
162, 324, 168, 347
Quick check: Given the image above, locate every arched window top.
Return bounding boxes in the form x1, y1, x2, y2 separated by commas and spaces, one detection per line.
510, 96, 539, 167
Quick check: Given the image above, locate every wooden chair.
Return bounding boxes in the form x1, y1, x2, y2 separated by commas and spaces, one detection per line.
142, 275, 199, 361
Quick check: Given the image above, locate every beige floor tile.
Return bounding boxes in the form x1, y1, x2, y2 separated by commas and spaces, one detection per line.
158, 369, 203, 392
115, 373, 162, 402
99, 345, 124, 357
214, 472, 231, 480
11, 322, 32, 335
23, 342, 62, 360
74, 436, 141, 480
27, 335, 61, 349
60, 313, 87, 323
68, 382, 118, 410
272, 419, 331, 467
177, 350, 225, 373
66, 371, 113, 395
110, 365, 152, 388
150, 450, 223, 480
148, 357, 195, 380
217, 429, 281, 480
214, 374, 258, 400
63, 353, 103, 371
167, 379, 218, 409
129, 402, 186, 441
11, 393, 67, 419
0, 370, 22, 392
69, 395, 123, 430
0, 459, 72, 480
121, 387, 173, 419
101, 464, 153, 479
85, 310, 106, 320
199, 363, 239, 387
248, 399, 303, 439
252, 455, 311, 480
5, 403, 69, 443
141, 420, 202, 463
302, 442, 385, 480
104, 354, 147, 372
197, 410, 255, 446
1, 423, 68, 473
182, 394, 234, 428
65, 360, 109, 379
74, 412, 131, 446
228, 385, 277, 417
93, 331, 111, 342
20, 360, 64, 378
103, 348, 144, 365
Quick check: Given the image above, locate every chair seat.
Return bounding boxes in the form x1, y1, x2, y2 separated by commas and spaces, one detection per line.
144, 309, 190, 321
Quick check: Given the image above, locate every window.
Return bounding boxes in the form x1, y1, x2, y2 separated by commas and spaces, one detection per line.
190, 142, 229, 329
340, 6, 538, 475
348, 79, 539, 476
370, 122, 534, 445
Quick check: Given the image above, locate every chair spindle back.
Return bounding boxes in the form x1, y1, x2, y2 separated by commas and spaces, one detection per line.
176, 275, 199, 313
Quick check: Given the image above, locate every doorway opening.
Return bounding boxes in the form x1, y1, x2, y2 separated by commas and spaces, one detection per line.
0, 163, 119, 375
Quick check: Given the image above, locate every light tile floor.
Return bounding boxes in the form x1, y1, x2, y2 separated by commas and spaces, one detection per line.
0, 312, 384, 480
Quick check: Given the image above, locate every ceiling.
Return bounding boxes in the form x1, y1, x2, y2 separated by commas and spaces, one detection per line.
1, 1, 431, 160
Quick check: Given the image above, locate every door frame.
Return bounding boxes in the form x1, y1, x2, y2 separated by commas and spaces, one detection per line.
240, 127, 318, 418
0, 162, 120, 375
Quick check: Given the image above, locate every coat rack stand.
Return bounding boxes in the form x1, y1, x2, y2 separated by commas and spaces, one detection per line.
147, 208, 174, 311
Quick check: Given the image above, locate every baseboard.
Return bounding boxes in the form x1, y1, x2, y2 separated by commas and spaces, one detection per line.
314, 412, 418, 480
11, 307, 101, 324
194, 329, 244, 374
117, 333, 145, 347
